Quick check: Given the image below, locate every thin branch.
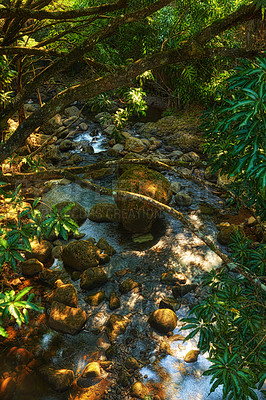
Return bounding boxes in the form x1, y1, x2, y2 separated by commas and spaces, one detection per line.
0, 46, 62, 57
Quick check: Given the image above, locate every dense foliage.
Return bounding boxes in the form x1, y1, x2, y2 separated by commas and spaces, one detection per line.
202, 57, 266, 218
182, 231, 266, 400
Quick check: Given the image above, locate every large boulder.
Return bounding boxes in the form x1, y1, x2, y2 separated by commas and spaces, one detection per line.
62, 240, 100, 271
55, 201, 88, 226
115, 166, 172, 233
21, 258, 44, 276
42, 114, 63, 134
148, 308, 178, 334
125, 137, 147, 153
80, 267, 108, 290
25, 239, 53, 265
49, 301, 87, 334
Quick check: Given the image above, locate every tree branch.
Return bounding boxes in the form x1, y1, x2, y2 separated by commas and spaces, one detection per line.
0, 46, 62, 57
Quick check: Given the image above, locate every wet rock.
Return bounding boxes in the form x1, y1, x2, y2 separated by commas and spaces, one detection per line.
125, 356, 139, 370
217, 224, 243, 245
52, 246, 62, 260
49, 301, 87, 335
21, 258, 44, 276
85, 290, 106, 306
159, 341, 172, 355
199, 203, 219, 216
148, 309, 178, 334
59, 139, 75, 152
139, 121, 157, 137
184, 349, 200, 363
174, 192, 192, 207
7, 347, 33, 365
160, 271, 187, 285
119, 278, 139, 294
0, 377, 16, 399
131, 381, 149, 399
55, 201, 88, 226
25, 239, 53, 265
40, 366, 74, 392
179, 151, 200, 163
64, 105, 81, 117
88, 203, 120, 223
170, 150, 183, 159
81, 362, 102, 378
79, 122, 88, 131
118, 152, 143, 175
172, 283, 197, 298
65, 154, 83, 165
125, 137, 147, 153
96, 238, 116, 256
105, 314, 130, 343
71, 270, 81, 281
62, 240, 100, 271
159, 297, 181, 312
171, 181, 182, 194
88, 168, 113, 180
80, 267, 108, 290
104, 124, 116, 135
109, 291, 121, 310
50, 283, 78, 307
98, 253, 110, 265
113, 143, 124, 152
115, 166, 172, 233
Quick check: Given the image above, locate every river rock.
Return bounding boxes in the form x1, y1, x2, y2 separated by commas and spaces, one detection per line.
64, 105, 80, 117
40, 366, 74, 392
117, 152, 143, 175
174, 192, 192, 207
62, 240, 100, 270
49, 301, 87, 334
85, 290, 106, 306
96, 238, 116, 256
81, 362, 102, 378
59, 139, 75, 152
125, 356, 139, 370
80, 267, 108, 290
105, 314, 130, 343
171, 181, 182, 194
21, 258, 44, 276
113, 143, 124, 152
131, 381, 149, 399
65, 154, 83, 165
125, 137, 147, 153
55, 201, 88, 226
79, 122, 88, 131
88, 203, 120, 223
119, 278, 139, 294
161, 271, 187, 285
139, 121, 157, 137
172, 283, 197, 298
184, 349, 200, 363
109, 291, 121, 310
179, 151, 200, 163
50, 283, 78, 307
148, 309, 178, 334
159, 297, 181, 312
25, 239, 53, 265
115, 166, 172, 233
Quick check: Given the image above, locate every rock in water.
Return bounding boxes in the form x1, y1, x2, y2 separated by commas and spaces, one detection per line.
40, 367, 74, 392
148, 308, 178, 333
184, 349, 200, 363
49, 301, 87, 334
115, 166, 172, 233
62, 240, 100, 270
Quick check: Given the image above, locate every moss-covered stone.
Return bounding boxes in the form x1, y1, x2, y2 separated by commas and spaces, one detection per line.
80, 268, 108, 290
109, 291, 121, 310
85, 290, 106, 306
217, 224, 244, 245
131, 381, 149, 399
148, 308, 178, 334
119, 278, 139, 294
88, 203, 120, 223
105, 314, 130, 343
55, 201, 88, 226
62, 240, 100, 271
125, 356, 139, 370
115, 166, 172, 233
96, 238, 116, 255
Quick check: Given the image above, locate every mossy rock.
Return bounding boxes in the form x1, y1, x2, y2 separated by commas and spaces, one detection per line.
217, 224, 244, 245
109, 291, 121, 310
85, 290, 106, 306
148, 308, 178, 334
62, 240, 100, 271
80, 267, 108, 290
119, 278, 139, 294
115, 166, 172, 233
88, 203, 120, 223
55, 201, 88, 226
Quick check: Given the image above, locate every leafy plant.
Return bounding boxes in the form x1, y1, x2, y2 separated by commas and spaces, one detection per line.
0, 286, 43, 337
202, 57, 266, 218
181, 232, 266, 400
87, 93, 116, 113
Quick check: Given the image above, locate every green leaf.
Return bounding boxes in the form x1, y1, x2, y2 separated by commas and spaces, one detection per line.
15, 286, 32, 301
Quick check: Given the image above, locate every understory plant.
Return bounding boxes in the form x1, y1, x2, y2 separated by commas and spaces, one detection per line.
181, 232, 266, 400
202, 57, 266, 218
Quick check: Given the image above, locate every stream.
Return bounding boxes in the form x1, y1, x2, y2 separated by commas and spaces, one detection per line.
3, 111, 264, 400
